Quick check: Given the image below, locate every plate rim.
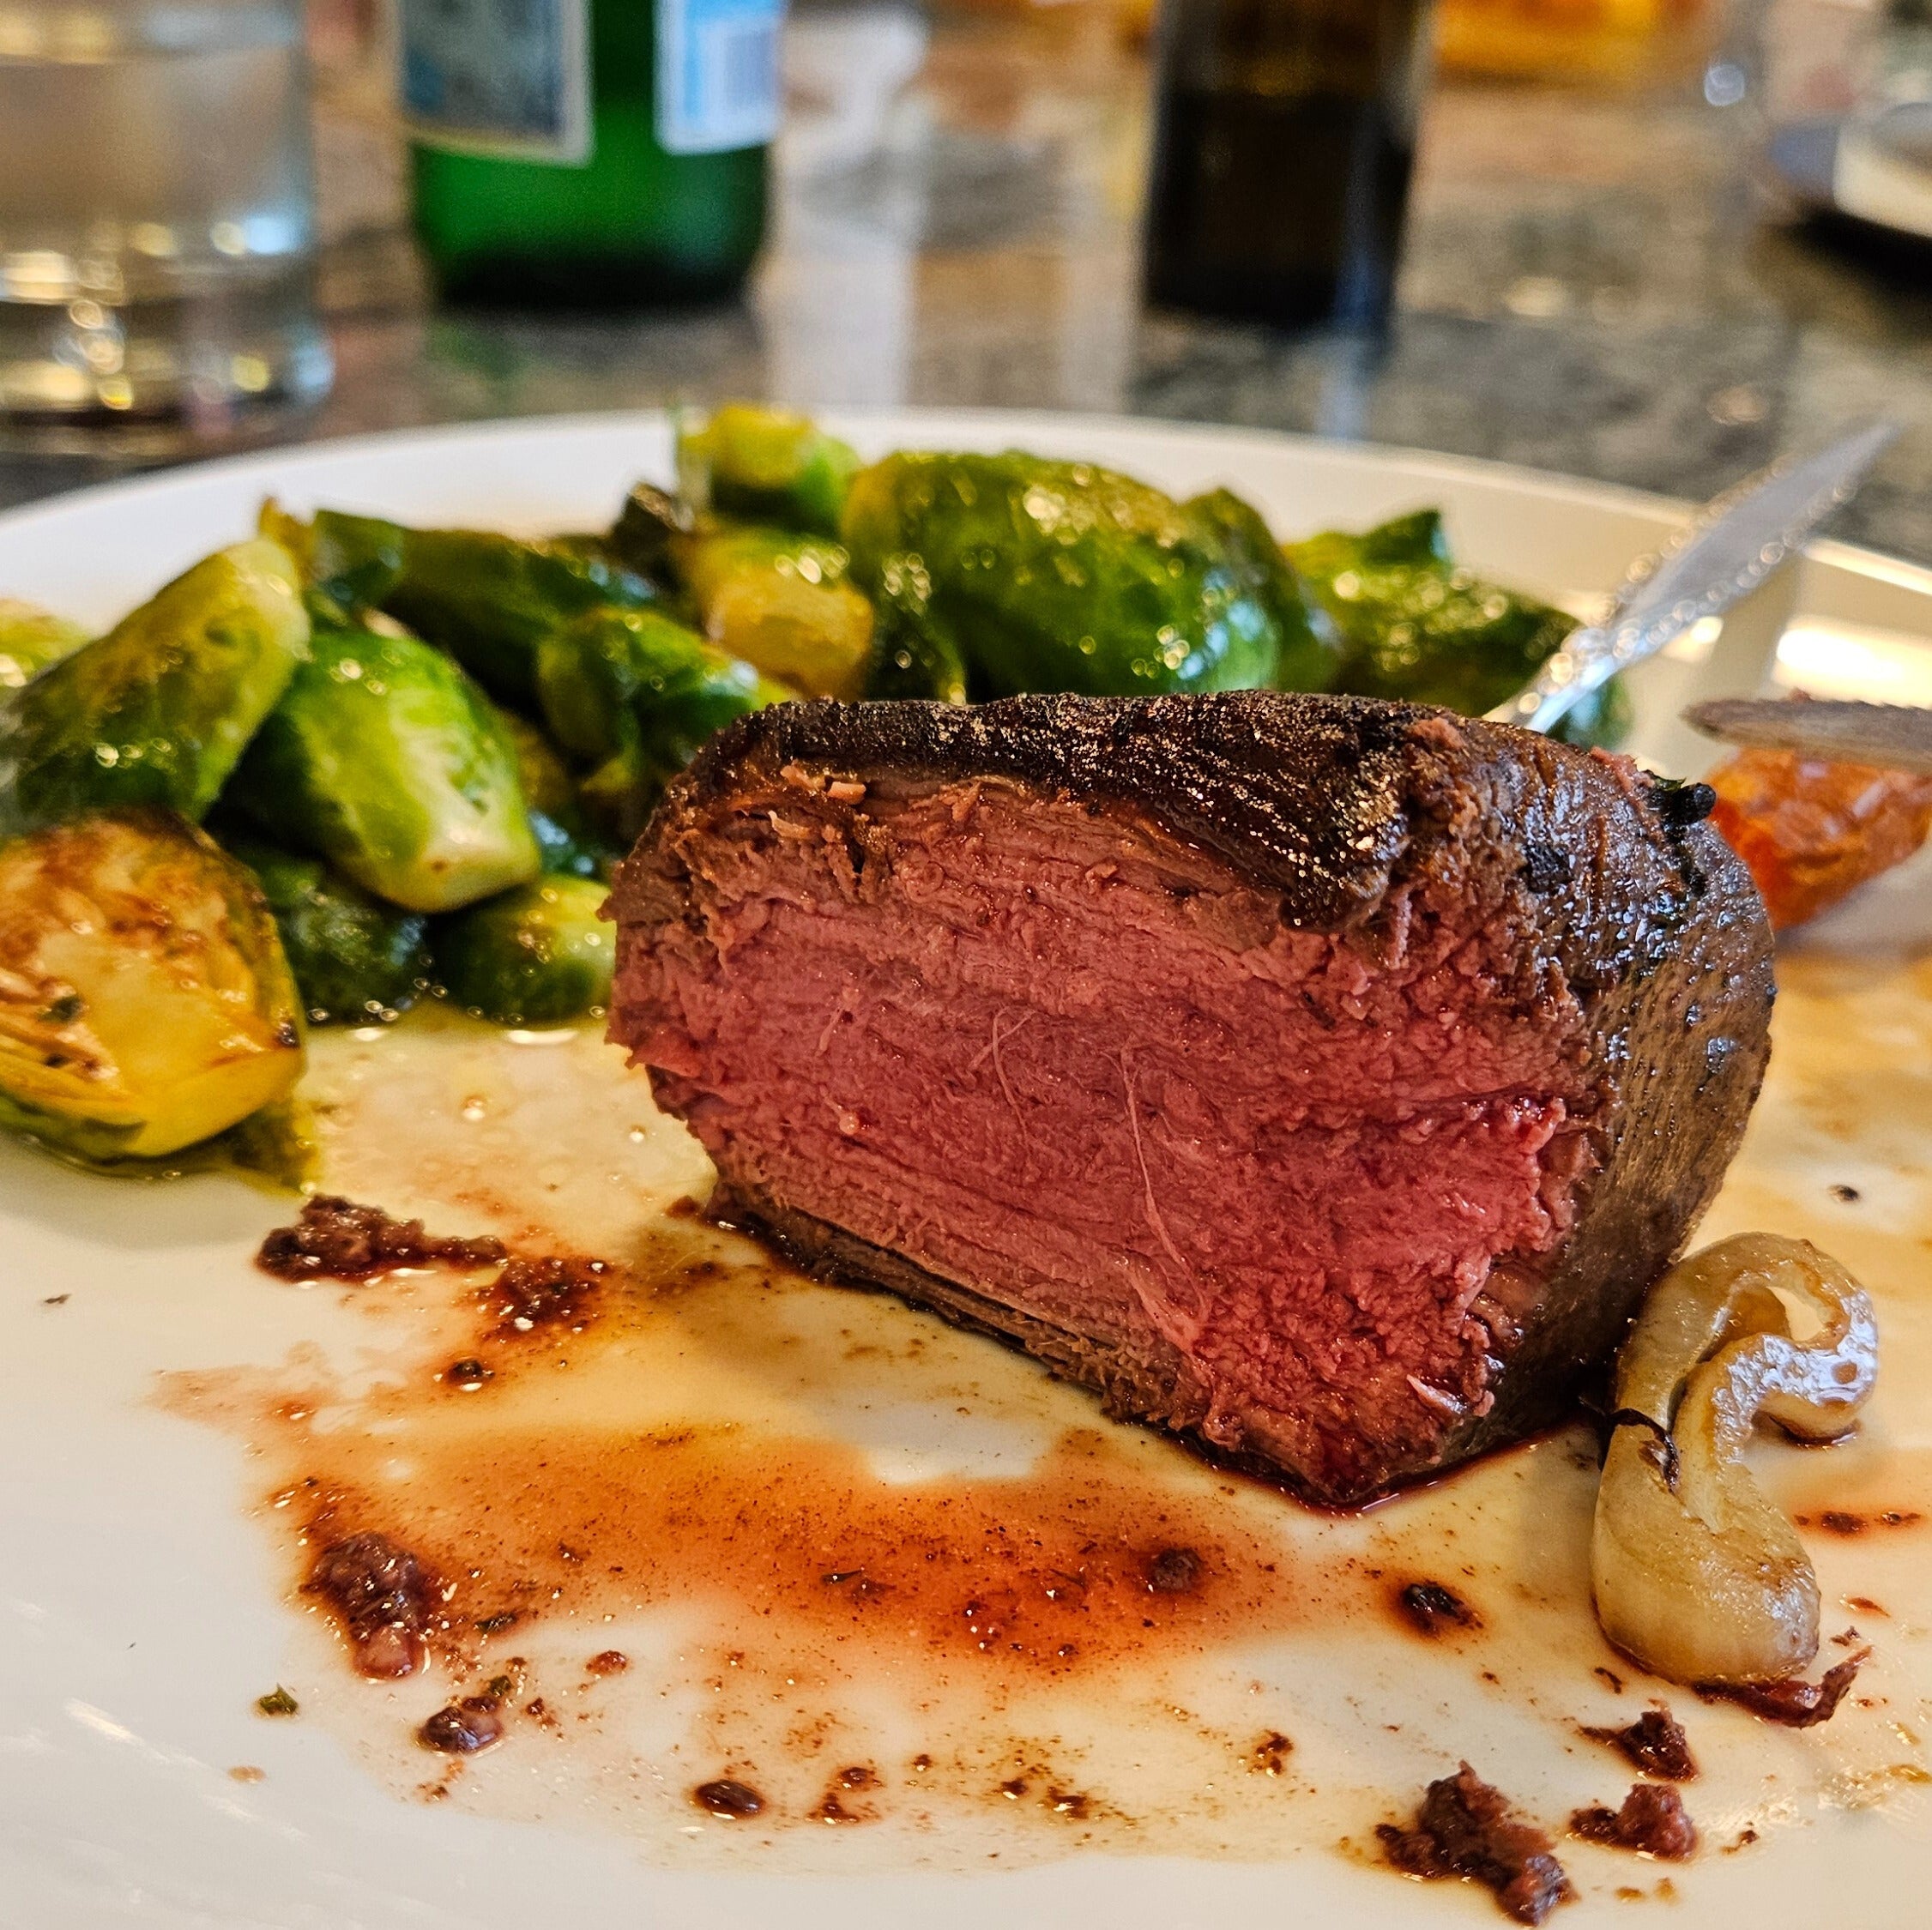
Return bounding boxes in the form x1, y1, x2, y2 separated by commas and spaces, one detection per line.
4, 406, 1929, 602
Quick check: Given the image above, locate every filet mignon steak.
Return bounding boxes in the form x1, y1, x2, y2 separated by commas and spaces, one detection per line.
607, 693, 1774, 1504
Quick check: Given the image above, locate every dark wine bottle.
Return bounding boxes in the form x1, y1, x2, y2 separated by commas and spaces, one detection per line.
1143, 0, 1431, 329
401, 0, 784, 307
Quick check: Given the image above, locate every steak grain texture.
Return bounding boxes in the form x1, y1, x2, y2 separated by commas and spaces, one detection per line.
608, 693, 1773, 1503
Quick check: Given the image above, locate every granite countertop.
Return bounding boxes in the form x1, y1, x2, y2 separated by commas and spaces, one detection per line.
4, 0, 1930, 564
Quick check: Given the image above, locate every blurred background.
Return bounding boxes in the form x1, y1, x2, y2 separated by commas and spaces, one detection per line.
2, 0, 1929, 561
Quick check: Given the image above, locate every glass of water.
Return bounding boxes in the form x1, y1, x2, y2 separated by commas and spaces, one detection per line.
0, 0, 333, 450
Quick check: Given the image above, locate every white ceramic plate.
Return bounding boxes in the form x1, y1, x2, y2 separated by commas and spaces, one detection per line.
3, 412, 1929, 1930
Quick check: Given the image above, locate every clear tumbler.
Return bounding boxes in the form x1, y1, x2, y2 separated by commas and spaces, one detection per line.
0, 0, 333, 449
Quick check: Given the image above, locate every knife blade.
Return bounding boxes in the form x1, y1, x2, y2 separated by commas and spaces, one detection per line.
1486, 422, 1898, 734
1684, 697, 1932, 775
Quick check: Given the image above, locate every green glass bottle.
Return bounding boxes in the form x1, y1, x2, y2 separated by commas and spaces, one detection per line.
401, 0, 783, 305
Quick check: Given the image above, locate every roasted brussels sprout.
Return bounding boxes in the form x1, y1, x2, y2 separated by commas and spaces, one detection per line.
864, 603, 970, 706
608, 480, 697, 583
677, 403, 861, 539
534, 606, 789, 841
229, 626, 541, 914
0, 811, 305, 1161
495, 707, 610, 878
434, 877, 614, 1026
0, 540, 309, 837
840, 451, 1337, 699
1288, 510, 1582, 719
679, 524, 876, 698
227, 834, 430, 1024
1186, 487, 1343, 694
0, 600, 88, 691
263, 505, 658, 704
383, 526, 657, 706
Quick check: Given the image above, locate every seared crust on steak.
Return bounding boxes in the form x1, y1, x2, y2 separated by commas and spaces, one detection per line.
609, 693, 1774, 1503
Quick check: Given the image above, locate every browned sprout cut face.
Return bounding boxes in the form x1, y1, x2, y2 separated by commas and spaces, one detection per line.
0, 810, 304, 1161
1591, 1233, 1879, 1686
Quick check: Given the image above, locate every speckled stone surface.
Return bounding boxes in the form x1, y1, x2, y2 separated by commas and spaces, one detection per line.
3, 2, 1930, 564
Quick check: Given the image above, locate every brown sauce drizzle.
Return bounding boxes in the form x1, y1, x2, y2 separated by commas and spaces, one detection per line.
1569, 1784, 1697, 1859
485, 1254, 611, 1336
303, 1529, 444, 1679
1378, 1763, 1572, 1924
420, 1700, 505, 1755
1697, 1648, 1869, 1728
257, 1197, 506, 1281
1397, 1578, 1482, 1637
1582, 1704, 1697, 1781
695, 1778, 766, 1818
1796, 1509, 1923, 1536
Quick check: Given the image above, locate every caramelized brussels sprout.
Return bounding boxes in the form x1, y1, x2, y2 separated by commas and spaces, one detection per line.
434, 877, 614, 1026
0, 540, 309, 836
0, 600, 88, 691
611, 484, 874, 698
677, 403, 862, 539
534, 606, 789, 841
0, 811, 305, 1161
229, 626, 541, 914
227, 834, 430, 1024
679, 524, 875, 698
840, 451, 1337, 699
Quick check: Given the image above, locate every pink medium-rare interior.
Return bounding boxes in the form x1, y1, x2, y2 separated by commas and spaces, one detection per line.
629, 777, 1596, 1489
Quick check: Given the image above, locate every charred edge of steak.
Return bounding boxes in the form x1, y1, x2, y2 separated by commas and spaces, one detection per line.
639, 691, 1740, 938
1378, 1763, 1573, 1924
623, 694, 1776, 1503
640, 691, 1429, 931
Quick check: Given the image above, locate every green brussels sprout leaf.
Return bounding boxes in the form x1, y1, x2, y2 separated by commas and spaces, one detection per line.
0, 539, 309, 836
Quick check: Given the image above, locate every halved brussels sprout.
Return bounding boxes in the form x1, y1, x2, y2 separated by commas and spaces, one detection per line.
434, 877, 614, 1027
677, 404, 861, 539
0, 540, 309, 836
384, 526, 656, 707
495, 707, 611, 878
0, 811, 305, 1161
1287, 511, 1579, 717
229, 627, 542, 914
226, 834, 431, 1025
534, 605, 789, 841
0, 600, 89, 691
840, 451, 1330, 699
678, 524, 875, 698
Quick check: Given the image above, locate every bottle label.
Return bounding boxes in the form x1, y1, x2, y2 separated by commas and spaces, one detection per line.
399, 0, 594, 165
655, 0, 786, 155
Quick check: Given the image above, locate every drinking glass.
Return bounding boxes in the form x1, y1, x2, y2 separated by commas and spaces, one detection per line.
0, 0, 334, 450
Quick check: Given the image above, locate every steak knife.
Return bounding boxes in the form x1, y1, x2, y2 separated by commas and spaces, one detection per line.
1486, 422, 1899, 735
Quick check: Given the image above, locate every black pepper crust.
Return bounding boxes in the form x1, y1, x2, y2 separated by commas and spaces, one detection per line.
610, 692, 1777, 1502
